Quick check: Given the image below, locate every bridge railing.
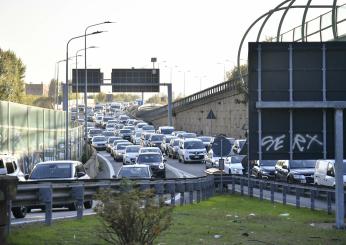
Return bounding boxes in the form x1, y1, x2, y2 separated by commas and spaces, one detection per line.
136, 78, 241, 119
273, 3, 346, 42
214, 175, 343, 213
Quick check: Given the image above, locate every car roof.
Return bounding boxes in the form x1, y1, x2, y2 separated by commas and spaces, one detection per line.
36, 160, 81, 165
121, 164, 149, 168
182, 138, 202, 142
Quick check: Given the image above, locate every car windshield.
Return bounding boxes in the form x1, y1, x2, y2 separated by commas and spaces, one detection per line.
161, 128, 174, 134
93, 136, 106, 142
143, 126, 155, 130
103, 131, 114, 136
230, 155, 245, 163
118, 167, 150, 178
137, 124, 147, 129
141, 148, 160, 154
30, 163, 71, 179
137, 154, 162, 163
151, 135, 164, 141
184, 141, 204, 149
199, 137, 212, 143
290, 160, 316, 169
103, 117, 113, 122
120, 129, 131, 133
126, 146, 140, 153
165, 137, 172, 143
117, 143, 131, 150
144, 134, 151, 140
96, 116, 103, 120
173, 140, 180, 146
89, 129, 102, 134
183, 133, 196, 138
260, 160, 277, 166
108, 137, 119, 143
135, 132, 142, 137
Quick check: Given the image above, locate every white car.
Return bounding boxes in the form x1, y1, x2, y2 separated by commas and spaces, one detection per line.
314, 159, 346, 187
177, 138, 206, 163
114, 142, 133, 161
91, 135, 107, 151
224, 155, 245, 175
123, 145, 141, 165
135, 122, 149, 132
131, 131, 142, 145
116, 164, 153, 179
139, 147, 162, 155
157, 126, 175, 135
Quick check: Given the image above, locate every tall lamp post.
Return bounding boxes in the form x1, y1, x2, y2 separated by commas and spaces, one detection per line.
84, 21, 113, 151
75, 46, 97, 117
64, 31, 102, 160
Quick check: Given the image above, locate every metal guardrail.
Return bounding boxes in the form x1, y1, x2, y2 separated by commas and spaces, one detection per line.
136, 78, 241, 119
11, 175, 215, 226
214, 175, 345, 214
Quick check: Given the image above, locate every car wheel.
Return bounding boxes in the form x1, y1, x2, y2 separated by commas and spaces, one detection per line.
287, 176, 294, 184
12, 206, 27, 218
229, 169, 232, 175
84, 200, 93, 209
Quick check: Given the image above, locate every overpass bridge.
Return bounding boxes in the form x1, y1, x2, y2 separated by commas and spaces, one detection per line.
136, 2, 346, 138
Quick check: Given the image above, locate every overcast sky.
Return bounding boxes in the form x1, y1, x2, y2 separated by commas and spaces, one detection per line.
1, 0, 344, 98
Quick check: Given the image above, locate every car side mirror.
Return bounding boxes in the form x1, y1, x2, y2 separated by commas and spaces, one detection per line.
24, 174, 29, 180
282, 165, 288, 170
163, 158, 167, 163
77, 172, 86, 178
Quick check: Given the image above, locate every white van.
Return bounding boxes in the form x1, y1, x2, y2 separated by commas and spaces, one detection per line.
314, 159, 346, 187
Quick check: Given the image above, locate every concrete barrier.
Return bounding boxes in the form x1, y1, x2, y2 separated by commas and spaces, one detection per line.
84, 147, 99, 179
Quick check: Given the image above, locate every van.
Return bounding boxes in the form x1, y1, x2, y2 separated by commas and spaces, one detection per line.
314, 159, 346, 187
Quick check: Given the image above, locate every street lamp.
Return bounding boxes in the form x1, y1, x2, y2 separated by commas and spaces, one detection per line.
75, 46, 97, 116
84, 21, 114, 153
65, 31, 102, 160
217, 59, 232, 82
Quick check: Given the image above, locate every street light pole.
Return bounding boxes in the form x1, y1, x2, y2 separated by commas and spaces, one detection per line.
75, 46, 97, 118
65, 32, 101, 160
84, 21, 113, 154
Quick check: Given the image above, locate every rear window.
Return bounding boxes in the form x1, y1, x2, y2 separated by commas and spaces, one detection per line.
30, 163, 72, 179
161, 128, 174, 134
151, 135, 164, 141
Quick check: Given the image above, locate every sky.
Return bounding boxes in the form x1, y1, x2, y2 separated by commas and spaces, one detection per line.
1, 0, 344, 99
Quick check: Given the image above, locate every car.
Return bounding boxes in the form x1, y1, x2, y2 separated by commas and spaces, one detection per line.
118, 115, 130, 124
224, 155, 245, 175
105, 123, 116, 131
171, 130, 185, 136
139, 147, 162, 155
251, 160, 277, 179
88, 128, 103, 143
95, 115, 103, 127
123, 145, 141, 165
142, 125, 155, 133
124, 125, 135, 133
148, 134, 165, 148
91, 135, 107, 151
232, 139, 246, 155
197, 136, 213, 150
167, 138, 180, 159
102, 116, 114, 128
116, 164, 153, 179
131, 131, 142, 145
205, 149, 229, 169
117, 128, 132, 140
157, 126, 175, 135
177, 132, 197, 139
26, 161, 92, 211
106, 136, 122, 153
110, 140, 130, 157
136, 152, 166, 178
134, 122, 148, 132
0, 154, 27, 218
140, 132, 153, 147
275, 159, 316, 184
314, 159, 346, 187
161, 135, 176, 154
177, 138, 206, 163
114, 142, 133, 161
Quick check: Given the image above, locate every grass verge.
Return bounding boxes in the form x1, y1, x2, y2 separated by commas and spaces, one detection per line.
8, 194, 346, 245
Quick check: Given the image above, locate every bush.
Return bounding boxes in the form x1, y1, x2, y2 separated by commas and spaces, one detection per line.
94, 180, 173, 245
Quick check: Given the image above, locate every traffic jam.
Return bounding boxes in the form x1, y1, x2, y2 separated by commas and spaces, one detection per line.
83, 101, 345, 188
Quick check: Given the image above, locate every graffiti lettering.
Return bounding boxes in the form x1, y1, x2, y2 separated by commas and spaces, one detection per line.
261, 134, 323, 152
261, 135, 286, 151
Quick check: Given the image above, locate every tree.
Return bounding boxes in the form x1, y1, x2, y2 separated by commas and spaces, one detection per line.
145, 94, 167, 104
226, 64, 248, 104
48, 79, 57, 98
0, 48, 26, 102
95, 180, 173, 245
94, 92, 107, 103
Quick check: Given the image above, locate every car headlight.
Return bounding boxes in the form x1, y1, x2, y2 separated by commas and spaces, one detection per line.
293, 174, 305, 179
261, 171, 268, 174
